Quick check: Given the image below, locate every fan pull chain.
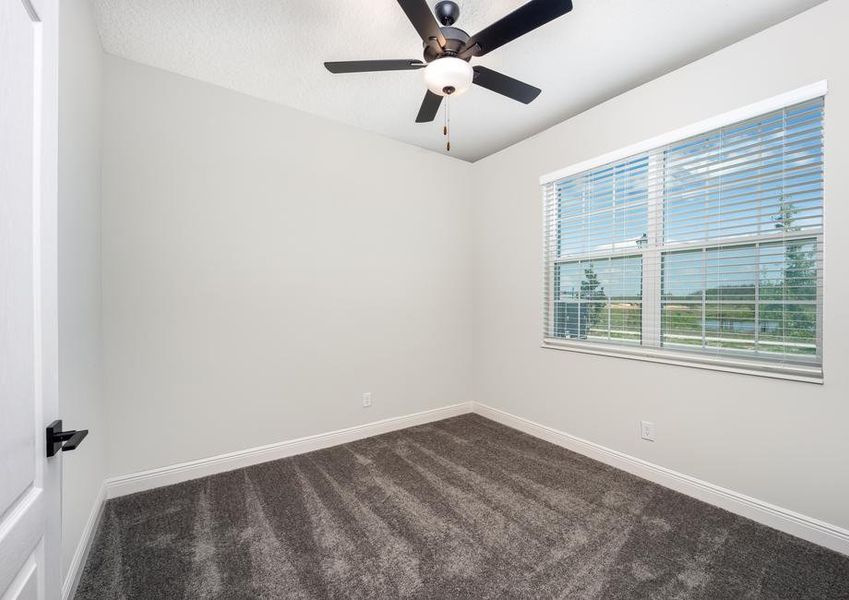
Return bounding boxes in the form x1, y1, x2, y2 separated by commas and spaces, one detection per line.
444, 96, 451, 152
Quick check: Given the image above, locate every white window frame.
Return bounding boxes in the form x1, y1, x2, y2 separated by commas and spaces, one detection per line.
540, 81, 827, 384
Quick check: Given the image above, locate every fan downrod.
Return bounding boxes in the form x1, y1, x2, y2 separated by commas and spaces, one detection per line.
434, 1, 460, 26
423, 1, 469, 63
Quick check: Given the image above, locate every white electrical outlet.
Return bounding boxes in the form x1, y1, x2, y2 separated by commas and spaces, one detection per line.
362, 392, 372, 408
640, 420, 655, 442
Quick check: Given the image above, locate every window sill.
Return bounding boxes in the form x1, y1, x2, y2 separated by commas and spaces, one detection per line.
541, 338, 823, 384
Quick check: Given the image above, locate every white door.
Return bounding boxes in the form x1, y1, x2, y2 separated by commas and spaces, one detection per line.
0, 0, 61, 598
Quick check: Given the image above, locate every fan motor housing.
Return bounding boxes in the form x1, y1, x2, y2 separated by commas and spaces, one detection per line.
423, 26, 470, 62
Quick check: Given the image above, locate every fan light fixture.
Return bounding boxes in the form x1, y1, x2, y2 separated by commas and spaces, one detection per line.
424, 57, 473, 96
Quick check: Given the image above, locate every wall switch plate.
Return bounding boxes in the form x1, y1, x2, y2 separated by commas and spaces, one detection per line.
640, 420, 655, 442
362, 392, 372, 408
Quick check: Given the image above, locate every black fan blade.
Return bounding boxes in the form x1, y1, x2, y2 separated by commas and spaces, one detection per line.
415, 90, 443, 123
397, 0, 446, 48
473, 66, 541, 104
462, 0, 573, 58
324, 60, 426, 74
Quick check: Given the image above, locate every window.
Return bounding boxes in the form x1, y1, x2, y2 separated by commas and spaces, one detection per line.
542, 86, 824, 382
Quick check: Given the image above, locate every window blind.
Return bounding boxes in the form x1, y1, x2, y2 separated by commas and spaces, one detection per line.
542, 96, 824, 382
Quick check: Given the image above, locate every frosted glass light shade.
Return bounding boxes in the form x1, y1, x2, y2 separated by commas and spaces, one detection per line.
423, 57, 473, 96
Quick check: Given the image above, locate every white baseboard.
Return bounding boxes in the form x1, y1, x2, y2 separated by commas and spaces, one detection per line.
62, 482, 106, 600
94, 399, 847, 558
105, 402, 474, 499
472, 402, 849, 556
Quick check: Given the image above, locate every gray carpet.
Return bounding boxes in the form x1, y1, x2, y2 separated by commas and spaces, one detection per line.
75, 414, 849, 599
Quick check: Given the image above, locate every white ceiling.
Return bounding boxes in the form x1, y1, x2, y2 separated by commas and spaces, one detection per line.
92, 0, 825, 162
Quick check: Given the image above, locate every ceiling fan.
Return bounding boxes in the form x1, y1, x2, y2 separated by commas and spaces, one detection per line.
324, 0, 574, 124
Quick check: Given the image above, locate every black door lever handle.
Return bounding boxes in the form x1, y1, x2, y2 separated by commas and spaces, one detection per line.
46, 420, 89, 457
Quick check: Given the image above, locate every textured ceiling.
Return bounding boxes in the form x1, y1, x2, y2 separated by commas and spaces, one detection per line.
92, 0, 825, 162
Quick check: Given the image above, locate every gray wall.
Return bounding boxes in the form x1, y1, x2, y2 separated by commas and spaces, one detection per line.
58, 0, 105, 580
469, 0, 849, 530
100, 56, 474, 477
